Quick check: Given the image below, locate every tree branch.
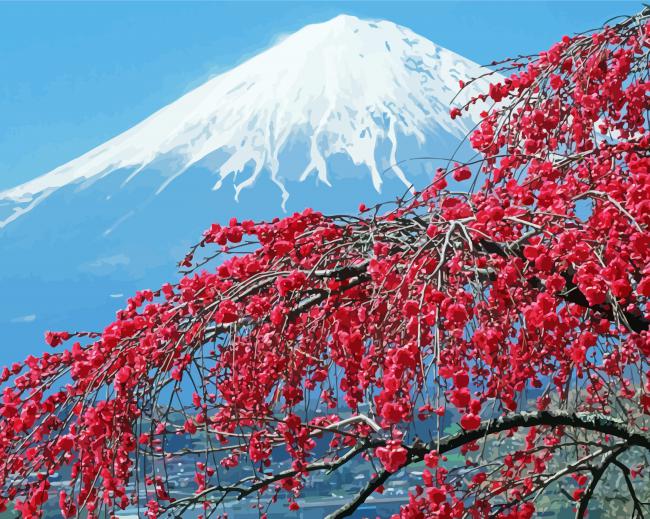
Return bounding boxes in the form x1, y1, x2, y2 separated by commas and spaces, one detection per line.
164, 441, 371, 516
613, 460, 647, 519
478, 239, 648, 333
326, 410, 650, 519
325, 468, 393, 519
416, 411, 650, 457
575, 446, 625, 519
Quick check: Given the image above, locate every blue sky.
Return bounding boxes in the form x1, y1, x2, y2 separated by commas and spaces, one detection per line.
0, 1, 640, 190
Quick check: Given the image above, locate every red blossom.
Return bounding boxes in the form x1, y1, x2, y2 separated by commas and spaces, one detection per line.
0, 11, 649, 519
460, 413, 482, 431
376, 440, 408, 473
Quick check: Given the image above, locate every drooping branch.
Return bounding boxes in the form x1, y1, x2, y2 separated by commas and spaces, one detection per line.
1, 8, 649, 518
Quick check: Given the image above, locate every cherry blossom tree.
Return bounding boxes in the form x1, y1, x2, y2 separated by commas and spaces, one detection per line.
1, 7, 649, 519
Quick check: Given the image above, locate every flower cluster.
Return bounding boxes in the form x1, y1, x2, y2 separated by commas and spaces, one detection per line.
0, 9, 649, 519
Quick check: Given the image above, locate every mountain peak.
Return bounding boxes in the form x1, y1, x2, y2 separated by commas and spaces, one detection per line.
307, 13, 364, 30
0, 15, 493, 222
296, 14, 382, 35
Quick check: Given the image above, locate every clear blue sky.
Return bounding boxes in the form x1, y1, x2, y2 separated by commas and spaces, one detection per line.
0, 1, 640, 190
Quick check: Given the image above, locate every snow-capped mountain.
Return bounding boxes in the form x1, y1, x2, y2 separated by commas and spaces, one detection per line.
1, 14, 489, 222
0, 15, 494, 361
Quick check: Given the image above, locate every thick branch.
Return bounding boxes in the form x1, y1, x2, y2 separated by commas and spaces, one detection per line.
328, 411, 650, 519
325, 469, 393, 519
417, 411, 650, 456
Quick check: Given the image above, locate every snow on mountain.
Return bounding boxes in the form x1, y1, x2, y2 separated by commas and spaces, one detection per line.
0, 14, 493, 226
